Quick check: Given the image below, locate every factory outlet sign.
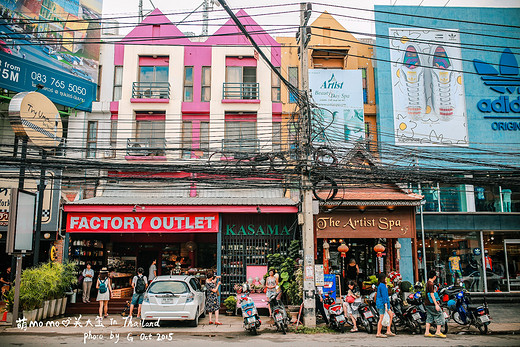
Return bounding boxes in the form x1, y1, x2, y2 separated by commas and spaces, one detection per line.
66, 213, 218, 233
315, 210, 414, 239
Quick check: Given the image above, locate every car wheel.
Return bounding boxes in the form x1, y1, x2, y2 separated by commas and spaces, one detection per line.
189, 309, 199, 327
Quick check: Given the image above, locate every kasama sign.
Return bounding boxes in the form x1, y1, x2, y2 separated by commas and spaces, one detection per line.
66, 213, 218, 233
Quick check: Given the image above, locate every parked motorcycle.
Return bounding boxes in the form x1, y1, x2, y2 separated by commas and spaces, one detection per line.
323, 293, 347, 332
238, 288, 262, 335
268, 291, 289, 334
390, 292, 422, 334
408, 285, 449, 334
345, 298, 376, 334
448, 289, 490, 334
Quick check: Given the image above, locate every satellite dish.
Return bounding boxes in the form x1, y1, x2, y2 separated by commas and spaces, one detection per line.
186, 241, 197, 252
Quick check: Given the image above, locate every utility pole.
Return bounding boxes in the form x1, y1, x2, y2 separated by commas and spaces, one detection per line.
299, 2, 315, 327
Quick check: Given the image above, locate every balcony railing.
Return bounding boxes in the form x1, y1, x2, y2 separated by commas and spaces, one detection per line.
132, 82, 170, 99
126, 138, 166, 157
222, 82, 259, 100
222, 138, 259, 158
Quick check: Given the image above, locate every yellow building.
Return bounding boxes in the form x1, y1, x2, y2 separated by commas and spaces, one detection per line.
277, 12, 377, 153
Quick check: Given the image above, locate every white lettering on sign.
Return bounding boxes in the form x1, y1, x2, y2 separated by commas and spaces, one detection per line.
90, 217, 101, 230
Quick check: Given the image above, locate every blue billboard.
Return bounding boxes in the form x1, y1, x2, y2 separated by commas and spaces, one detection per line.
374, 6, 520, 169
0, 51, 95, 111
0, 1, 102, 112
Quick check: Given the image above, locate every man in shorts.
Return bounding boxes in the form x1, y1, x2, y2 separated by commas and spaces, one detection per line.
424, 270, 446, 338
129, 268, 148, 318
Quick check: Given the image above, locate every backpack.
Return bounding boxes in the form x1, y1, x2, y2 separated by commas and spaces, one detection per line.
135, 275, 146, 294
99, 279, 107, 294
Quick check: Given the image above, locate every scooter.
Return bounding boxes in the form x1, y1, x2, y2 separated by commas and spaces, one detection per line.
268, 291, 289, 334
345, 298, 376, 334
323, 293, 347, 332
449, 289, 490, 334
238, 287, 261, 335
390, 292, 422, 334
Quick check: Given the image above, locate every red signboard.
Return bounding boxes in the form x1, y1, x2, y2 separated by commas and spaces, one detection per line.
66, 213, 219, 233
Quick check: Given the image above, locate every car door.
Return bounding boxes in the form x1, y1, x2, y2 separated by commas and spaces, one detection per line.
190, 278, 205, 315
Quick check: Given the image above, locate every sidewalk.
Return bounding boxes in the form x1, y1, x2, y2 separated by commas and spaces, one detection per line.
1, 314, 519, 336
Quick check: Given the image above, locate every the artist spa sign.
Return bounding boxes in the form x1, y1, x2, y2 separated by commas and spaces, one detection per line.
66, 213, 219, 233
315, 210, 415, 239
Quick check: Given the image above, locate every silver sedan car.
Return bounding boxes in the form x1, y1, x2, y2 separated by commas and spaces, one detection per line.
140, 275, 206, 327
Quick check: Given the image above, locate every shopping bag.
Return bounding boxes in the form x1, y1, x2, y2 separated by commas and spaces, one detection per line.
382, 312, 390, 327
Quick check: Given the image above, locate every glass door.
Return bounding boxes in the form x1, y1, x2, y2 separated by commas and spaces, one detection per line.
504, 240, 520, 292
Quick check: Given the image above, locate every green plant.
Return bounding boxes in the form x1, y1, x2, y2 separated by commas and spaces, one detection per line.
288, 240, 300, 260
369, 275, 378, 285
223, 296, 237, 311
291, 325, 336, 334
267, 253, 284, 272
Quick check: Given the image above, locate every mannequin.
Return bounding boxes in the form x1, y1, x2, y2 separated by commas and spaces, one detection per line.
448, 250, 462, 286
484, 250, 493, 271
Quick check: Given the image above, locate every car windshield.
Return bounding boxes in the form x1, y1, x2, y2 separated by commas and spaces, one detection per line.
148, 281, 189, 295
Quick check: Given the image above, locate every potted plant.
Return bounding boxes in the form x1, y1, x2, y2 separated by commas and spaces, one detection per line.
223, 296, 237, 315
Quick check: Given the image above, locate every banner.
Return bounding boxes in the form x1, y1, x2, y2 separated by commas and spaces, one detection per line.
67, 213, 219, 233
309, 69, 364, 148
0, 0, 103, 111
389, 28, 468, 146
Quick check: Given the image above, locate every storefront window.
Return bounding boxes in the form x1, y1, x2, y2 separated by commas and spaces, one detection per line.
474, 185, 500, 212
421, 185, 439, 212
439, 183, 466, 212
483, 232, 520, 292
500, 187, 518, 212
421, 231, 484, 292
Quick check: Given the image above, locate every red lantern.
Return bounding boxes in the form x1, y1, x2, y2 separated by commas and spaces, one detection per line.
374, 244, 385, 273
374, 244, 385, 253
338, 243, 349, 257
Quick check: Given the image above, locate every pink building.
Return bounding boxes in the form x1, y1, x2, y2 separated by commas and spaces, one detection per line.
64, 9, 297, 307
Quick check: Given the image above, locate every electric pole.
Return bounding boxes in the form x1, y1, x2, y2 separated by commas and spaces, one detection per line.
299, 2, 315, 327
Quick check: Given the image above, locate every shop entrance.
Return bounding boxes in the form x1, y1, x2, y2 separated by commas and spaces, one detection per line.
68, 233, 217, 299
505, 239, 520, 292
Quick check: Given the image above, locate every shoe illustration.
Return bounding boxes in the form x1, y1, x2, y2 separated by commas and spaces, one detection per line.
431, 46, 454, 118
399, 45, 426, 120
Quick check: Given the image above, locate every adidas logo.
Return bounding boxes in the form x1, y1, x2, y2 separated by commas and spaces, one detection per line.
473, 48, 520, 113
448, 33, 457, 40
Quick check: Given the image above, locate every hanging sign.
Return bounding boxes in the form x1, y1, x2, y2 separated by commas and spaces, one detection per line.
9, 92, 63, 148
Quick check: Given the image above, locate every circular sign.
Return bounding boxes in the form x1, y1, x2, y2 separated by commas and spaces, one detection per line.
9, 92, 63, 148
473, 248, 482, 256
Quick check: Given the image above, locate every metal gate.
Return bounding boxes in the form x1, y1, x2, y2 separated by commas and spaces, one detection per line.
220, 213, 297, 297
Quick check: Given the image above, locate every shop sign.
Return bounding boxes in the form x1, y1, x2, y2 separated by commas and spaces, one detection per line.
9, 92, 63, 148
224, 223, 290, 236
315, 211, 413, 239
66, 213, 218, 233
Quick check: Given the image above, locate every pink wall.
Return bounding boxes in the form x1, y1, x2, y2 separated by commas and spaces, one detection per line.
182, 46, 212, 114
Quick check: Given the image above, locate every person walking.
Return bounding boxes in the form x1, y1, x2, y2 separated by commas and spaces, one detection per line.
205, 272, 221, 325
148, 260, 157, 284
424, 270, 447, 338
82, 263, 94, 303
265, 269, 278, 317
129, 267, 148, 318
96, 268, 111, 318
375, 273, 395, 338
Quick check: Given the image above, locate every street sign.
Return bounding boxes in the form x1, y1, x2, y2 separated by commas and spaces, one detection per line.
6, 188, 36, 254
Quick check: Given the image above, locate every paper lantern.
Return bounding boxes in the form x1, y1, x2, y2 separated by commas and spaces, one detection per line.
374, 244, 385, 253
